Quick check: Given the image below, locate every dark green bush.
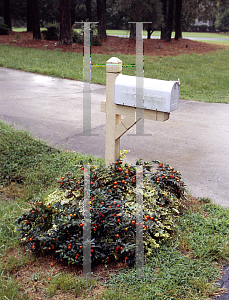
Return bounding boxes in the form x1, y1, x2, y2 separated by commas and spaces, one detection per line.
15, 160, 186, 266
42, 24, 59, 40
91, 35, 102, 46
72, 31, 83, 44
73, 22, 102, 46
72, 31, 101, 46
199, 25, 209, 32
0, 24, 9, 35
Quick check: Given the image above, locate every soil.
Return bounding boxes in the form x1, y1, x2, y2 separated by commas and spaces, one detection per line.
6, 245, 126, 300
0, 31, 225, 56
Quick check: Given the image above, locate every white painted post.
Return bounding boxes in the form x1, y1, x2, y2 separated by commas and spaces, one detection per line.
105, 57, 122, 166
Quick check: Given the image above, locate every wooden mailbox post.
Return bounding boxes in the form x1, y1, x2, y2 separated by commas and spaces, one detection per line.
101, 57, 179, 167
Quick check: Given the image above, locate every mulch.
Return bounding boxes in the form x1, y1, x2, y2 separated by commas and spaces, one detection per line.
0, 31, 225, 56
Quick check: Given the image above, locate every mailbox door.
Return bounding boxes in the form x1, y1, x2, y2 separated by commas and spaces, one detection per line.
170, 82, 179, 111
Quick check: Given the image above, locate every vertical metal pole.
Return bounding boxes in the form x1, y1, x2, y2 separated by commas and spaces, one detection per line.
83, 165, 91, 278
75, 22, 98, 136
83, 22, 92, 135
135, 22, 144, 136
128, 22, 152, 137
136, 165, 144, 278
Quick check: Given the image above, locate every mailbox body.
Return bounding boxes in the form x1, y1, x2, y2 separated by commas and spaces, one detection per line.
114, 74, 179, 113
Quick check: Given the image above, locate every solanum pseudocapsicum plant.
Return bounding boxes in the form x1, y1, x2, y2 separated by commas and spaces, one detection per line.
15, 159, 186, 266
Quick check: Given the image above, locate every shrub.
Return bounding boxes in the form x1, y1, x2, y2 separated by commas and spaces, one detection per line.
73, 23, 102, 46
72, 31, 83, 44
198, 25, 209, 32
15, 160, 186, 266
42, 24, 59, 41
0, 24, 9, 35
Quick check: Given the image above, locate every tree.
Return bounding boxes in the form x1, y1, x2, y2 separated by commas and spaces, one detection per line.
97, 0, 107, 38
71, 0, 77, 26
31, 0, 41, 39
143, 0, 163, 39
4, 0, 12, 30
166, 0, 174, 41
160, 0, 183, 41
38, 0, 59, 25
161, 0, 167, 39
175, 0, 182, 40
106, 0, 126, 29
59, 0, 72, 44
118, 0, 162, 39
182, 0, 225, 31
27, 0, 33, 31
216, 0, 229, 31
86, 0, 92, 21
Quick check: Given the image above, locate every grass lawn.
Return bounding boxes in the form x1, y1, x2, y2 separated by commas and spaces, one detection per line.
13, 27, 229, 39
0, 44, 228, 103
0, 120, 229, 299
200, 39, 229, 45
106, 29, 229, 39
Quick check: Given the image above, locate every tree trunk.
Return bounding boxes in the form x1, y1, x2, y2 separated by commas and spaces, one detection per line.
146, 23, 153, 39
3, 0, 12, 30
166, 0, 174, 42
129, 23, 136, 39
27, 0, 33, 31
32, 0, 41, 40
59, 0, 72, 45
97, 0, 107, 39
71, 0, 77, 26
129, 0, 138, 39
161, 0, 167, 40
175, 0, 182, 40
86, 0, 92, 21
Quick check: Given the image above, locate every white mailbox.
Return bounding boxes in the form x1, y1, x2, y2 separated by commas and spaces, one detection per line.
114, 74, 180, 113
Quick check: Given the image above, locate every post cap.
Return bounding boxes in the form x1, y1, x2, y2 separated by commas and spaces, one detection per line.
106, 57, 122, 73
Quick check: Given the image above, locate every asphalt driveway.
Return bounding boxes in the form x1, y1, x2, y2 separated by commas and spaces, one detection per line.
0, 67, 229, 207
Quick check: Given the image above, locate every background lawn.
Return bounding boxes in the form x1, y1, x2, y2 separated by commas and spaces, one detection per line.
0, 43, 228, 103
13, 27, 229, 39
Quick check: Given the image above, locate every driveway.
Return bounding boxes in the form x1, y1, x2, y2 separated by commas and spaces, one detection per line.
0, 67, 229, 207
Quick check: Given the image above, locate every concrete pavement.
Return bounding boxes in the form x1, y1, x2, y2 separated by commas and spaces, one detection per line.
0, 67, 229, 207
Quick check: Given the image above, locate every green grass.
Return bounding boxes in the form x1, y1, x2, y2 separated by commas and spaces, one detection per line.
145, 50, 229, 102
0, 120, 229, 299
45, 273, 94, 297
0, 120, 104, 200
178, 201, 229, 262
200, 39, 229, 45
100, 245, 220, 299
12, 27, 229, 39
0, 44, 228, 102
106, 29, 229, 39
12, 27, 47, 32
0, 120, 104, 298
99, 200, 229, 299
0, 273, 30, 300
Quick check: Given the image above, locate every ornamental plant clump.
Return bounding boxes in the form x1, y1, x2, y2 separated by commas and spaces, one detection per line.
15, 160, 186, 266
